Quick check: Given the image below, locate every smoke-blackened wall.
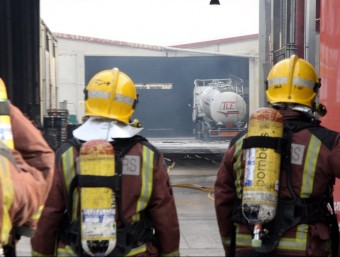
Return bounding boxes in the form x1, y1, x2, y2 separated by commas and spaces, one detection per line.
85, 55, 249, 138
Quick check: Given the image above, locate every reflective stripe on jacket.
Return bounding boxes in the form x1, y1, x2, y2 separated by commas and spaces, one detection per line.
214, 110, 340, 256
2, 103, 55, 245
0, 155, 14, 244
31, 137, 180, 256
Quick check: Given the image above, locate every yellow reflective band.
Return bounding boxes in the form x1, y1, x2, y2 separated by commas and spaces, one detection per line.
57, 245, 76, 256
115, 93, 135, 106
31, 205, 44, 221
235, 224, 307, 251
235, 233, 252, 247
277, 224, 307, 251
301, 135, 321, 198
61, 147, 78, 221
0, 155, 14, 245
292, 77, 315, 88
268, 77, 315, 89
125, 243, 147, 256
31, 250, 53, 257
296, 224, 308, 240
62, 148, 76, 193
268, 77, 288, 86
133, 146, 154, 222
277, 238, 307, 251
160, 250, 180, 257
235, 225, 252, 247
88, 90, 110, 100
221, 235, 231, 247
234, 134, 246, 198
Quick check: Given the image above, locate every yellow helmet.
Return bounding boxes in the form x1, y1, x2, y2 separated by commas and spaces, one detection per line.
85, 68, 138, 124
266, 55, 320, 108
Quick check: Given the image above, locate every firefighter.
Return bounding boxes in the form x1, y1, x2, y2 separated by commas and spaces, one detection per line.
0, 78, 55, 255
214, 55, 340, 257
31, 68, 180, 257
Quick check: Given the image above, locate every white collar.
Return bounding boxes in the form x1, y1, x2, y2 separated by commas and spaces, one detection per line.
72, 117, 143, 141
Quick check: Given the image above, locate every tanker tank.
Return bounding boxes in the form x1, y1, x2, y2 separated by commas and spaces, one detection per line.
199, 86, 247, 126
193, 77, 248, 141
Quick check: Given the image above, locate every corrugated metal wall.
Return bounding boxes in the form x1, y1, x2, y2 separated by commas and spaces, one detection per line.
0, 0, 41, 125
262, 0, 300, 65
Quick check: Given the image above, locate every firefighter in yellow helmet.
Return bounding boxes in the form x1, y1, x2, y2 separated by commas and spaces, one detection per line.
0, 78, 55, 256
266, 54, 326, 118
31, 68, 180, 257
214, 55, 340, 257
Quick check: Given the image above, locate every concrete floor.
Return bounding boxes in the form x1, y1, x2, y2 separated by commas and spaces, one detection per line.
169, 155, 224, 257
16, 154, 225, 257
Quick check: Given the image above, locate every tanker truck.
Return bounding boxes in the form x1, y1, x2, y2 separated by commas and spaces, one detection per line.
193, 75, 247, 141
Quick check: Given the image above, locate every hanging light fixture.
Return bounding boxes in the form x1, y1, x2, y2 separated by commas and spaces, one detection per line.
209, 0, 220, 5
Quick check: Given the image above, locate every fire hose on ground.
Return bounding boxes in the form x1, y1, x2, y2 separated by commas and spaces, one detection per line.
165, 158, 215, 201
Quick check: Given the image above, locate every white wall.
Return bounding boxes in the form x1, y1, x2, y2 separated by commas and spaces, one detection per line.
56, 35, 259, 123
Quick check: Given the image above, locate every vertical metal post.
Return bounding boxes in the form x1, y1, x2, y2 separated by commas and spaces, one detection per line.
305, 0, 316, 67
259, 0, 269, 107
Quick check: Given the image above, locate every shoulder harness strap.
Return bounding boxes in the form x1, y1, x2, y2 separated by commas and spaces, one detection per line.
233, 118, 339, 254
242, 136, 288, 154
111, 135, 158, 256
61, 135, 156, 257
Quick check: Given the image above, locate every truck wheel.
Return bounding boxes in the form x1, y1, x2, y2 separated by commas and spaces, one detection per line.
195, 123, 203, 140
195, 131, 201, 140
203, 125, 210, 141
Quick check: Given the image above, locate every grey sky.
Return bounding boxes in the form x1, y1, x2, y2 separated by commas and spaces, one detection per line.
41, 0, 259, 46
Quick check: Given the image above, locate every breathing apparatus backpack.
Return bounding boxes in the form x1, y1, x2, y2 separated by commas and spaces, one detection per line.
0, 79, 16, 256
59, 135, 157, 257
231, 107, 339, 256
0, 79, 14, 150
241, 107, 284, 248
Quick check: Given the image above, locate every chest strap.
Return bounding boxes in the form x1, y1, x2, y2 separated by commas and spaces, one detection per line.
232, 194, 334, 253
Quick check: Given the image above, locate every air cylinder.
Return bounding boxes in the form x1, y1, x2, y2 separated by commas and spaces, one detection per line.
241, 107, 284, 247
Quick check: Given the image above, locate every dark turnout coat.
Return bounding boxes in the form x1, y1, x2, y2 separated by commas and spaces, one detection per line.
214, 110, 340, 257
0, 103, 55, 244
31, 136, 180, 257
